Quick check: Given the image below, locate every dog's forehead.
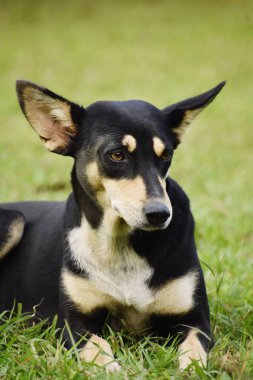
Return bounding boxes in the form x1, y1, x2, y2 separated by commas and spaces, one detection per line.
86, 99, 162, 121
85, 100, 170, 149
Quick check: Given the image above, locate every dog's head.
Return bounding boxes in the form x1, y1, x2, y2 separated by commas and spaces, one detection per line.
16, 80, 225, 231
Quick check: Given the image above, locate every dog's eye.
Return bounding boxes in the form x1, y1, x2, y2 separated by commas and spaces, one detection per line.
110, 151, 126, 161
161, 150, 172, 161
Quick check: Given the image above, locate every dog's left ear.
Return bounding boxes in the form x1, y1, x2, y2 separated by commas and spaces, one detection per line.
162, 81, 226, 148
16, 80, 84, 155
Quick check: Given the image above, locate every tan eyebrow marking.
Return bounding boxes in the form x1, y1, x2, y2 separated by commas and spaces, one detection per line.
122, 134, 137, 152
153, 136, 165, 157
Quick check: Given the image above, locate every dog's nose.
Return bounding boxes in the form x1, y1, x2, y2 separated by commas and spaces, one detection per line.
144, 202, 171, 226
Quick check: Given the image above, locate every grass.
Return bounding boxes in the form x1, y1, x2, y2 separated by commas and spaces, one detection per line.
0, 0, 252, 378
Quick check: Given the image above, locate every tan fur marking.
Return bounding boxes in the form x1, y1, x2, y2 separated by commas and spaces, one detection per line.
85, 162, 102, 190
102, 176, 147, 228
122, 134, 137, 152
22, 86, 75, 151
153, 137, 165, 157
80, 334, 121, 372
150, 271, 197, 315
172, 109, 201, 142
0, 218, 25, 260
61, 270, 115, 313
179, 329, 207, 369
103, 176, 146, 205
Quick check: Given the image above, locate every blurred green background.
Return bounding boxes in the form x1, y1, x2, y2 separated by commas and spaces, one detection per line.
0, 0, 252, 204
0, 0, 252, 376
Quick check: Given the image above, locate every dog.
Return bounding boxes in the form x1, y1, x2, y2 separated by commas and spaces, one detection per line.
0, 80, 225, 372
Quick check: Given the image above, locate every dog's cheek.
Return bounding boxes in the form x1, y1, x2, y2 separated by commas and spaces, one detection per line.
85, 161, 104, 191
85, 162, 116, 209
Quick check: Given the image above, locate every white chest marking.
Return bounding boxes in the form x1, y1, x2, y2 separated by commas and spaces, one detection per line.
67, 214, 197, 316
67, 215, 154, 310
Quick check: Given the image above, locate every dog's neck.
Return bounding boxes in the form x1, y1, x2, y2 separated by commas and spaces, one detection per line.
67, 186, 134, 271
71, 169, 103, 229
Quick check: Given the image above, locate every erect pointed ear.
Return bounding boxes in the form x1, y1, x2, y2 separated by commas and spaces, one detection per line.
162, 81, 226, 148
16, 80, 84, 155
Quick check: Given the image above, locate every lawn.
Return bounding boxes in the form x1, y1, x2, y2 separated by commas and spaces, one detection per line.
0, 0, 252, 378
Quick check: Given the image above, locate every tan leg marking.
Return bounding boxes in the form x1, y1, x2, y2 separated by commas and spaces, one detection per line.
0, 218, 25, 260
150, 271, 197, 315
122, 134, 137, 152
153, 136, 165, 157
178, 329, 207, 370
61, 270, 115, 313
80, 334, 121, 373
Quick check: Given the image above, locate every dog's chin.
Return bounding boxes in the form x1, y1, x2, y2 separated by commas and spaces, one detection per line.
127, 219, 171, 232
138, 222, 170, 232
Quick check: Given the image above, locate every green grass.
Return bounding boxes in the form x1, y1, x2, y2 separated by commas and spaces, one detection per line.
0, 0, 252, 378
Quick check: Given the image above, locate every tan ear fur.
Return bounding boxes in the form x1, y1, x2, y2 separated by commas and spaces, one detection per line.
17, 82, 77, 153
171, 108, 201, 143
163, 81, 226, 147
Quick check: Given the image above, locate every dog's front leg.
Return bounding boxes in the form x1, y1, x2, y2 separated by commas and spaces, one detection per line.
62, 306, 121, 373
80, 333, 121, 373
178, 329, 208, 370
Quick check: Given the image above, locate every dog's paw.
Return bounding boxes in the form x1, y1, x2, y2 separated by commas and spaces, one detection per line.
80, 334, 121, 372
105, 361, 122, 373
178, 329, 207, 371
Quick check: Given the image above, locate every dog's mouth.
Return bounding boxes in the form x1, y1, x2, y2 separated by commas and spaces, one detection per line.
137, 217, 171, 231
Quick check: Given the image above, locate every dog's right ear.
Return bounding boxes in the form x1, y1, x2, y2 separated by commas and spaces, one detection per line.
16, 80, 84, 155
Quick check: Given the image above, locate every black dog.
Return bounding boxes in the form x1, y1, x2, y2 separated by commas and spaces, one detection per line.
0, 80, 225, 371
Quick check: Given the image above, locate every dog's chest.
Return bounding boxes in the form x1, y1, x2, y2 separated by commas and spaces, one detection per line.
87, 255, 153, 310
66, 217, 198, 333
67, 218, 154, 310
